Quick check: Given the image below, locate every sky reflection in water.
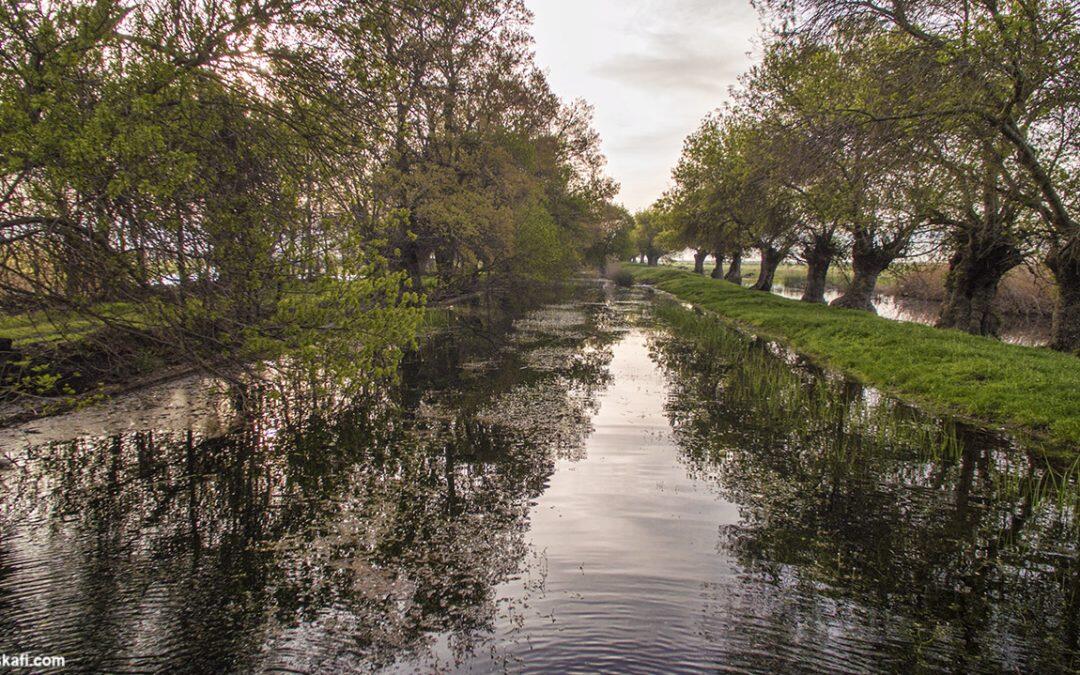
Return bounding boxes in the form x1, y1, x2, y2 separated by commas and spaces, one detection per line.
0, 283, 1076, 672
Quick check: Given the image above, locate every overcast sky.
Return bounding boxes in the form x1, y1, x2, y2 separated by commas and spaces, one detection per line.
526, 0, 761, 211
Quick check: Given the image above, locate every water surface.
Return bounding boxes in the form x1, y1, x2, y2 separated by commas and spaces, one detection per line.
0, 283, 1076, 672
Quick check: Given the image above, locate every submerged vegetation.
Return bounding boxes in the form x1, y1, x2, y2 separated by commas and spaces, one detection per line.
630, 264, 1080, 448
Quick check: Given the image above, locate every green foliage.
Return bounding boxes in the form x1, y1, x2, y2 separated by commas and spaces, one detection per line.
0, 0, 617, 401
255, 265, 425, 395
631, 207, 673, 262
751, 0, 1080, 349
582, 202, 635, 270
512, 201, 576, 281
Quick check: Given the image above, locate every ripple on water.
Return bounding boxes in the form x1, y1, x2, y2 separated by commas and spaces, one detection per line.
0, 285, 1076, 672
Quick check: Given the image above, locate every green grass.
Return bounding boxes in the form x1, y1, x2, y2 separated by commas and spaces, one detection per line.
0, 276, 419, 349
628, 264, 1080, 449
0, 302, 145, 347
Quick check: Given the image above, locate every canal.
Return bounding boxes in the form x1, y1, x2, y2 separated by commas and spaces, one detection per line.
0, 282, 1076, 672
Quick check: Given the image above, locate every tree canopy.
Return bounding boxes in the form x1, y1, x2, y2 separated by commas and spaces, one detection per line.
653, 1, 1080, 351
0, 0, 622, 396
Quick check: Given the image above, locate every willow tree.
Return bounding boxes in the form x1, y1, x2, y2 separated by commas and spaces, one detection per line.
748, 32, 936, 311
667, 114, 762, 284
632, 207, 672, 266
0, 0, 425, 394
663, 120, 743, 279
582, 202, 635, 273
744, 42, 853, 303
683, 111, 801, 294
362, 1, 615, 294
922, 135, 1035, 335
765, 0, 1080, 349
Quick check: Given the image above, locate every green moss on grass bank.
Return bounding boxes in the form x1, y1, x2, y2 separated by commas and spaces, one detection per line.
628, 264, 1080, 448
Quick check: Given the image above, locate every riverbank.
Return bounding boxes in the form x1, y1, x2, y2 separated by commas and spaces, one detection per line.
625, 264, 1080, 449
0, 281, 554, 428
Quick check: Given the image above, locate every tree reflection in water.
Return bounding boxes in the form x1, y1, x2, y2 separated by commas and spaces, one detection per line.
0, 284, 620, 672
651, 299, 1080, 672
3, 287, 1075, 672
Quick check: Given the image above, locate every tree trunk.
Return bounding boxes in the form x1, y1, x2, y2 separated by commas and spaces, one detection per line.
710, 250, 724, 279
693, 249, 707, 274
750, 245, 782, 292
646, 252, 659, 266
832, 268, 881, 312
1047, 247, 1080, 353
831, 233, 895, 312
724, 249, 742, 284
936, 230, 1021, 336
801, 234, 836, 304
434, 246, 456, 284
402, 241, 426, 292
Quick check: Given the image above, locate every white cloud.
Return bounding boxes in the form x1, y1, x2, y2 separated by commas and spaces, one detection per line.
527, 0, 760, 210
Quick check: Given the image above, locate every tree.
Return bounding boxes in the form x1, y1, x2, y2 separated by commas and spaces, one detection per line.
749, 34, 936, 310
362, 1, 615, 294
582, 203, 635, 273
632, 207, 671, 266
0, 0, 615, 401
744, 43, 852, 303
923, 136, 1033, 335
765, 0, 1080, 349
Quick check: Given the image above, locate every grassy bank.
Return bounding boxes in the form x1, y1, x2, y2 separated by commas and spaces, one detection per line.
627, 264, 1080, 449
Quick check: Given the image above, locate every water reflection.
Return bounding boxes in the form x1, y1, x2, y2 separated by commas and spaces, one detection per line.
652, 299, 1080, 671
0, 284, 621, 672
0, 285, 1075, 673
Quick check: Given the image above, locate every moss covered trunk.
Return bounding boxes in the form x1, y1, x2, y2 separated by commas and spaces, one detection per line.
831, 232, 895, 312
831, 267, 881, 312
801, 234, 835, 304
724, 249, 742, 285
936, 231, 1021, 336
710, 250, 724, 279
693, 249, 707, 274
750, 245, 783, 292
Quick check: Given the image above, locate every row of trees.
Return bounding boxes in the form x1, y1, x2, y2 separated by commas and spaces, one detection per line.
648, 0, 1079, 352
0, 0, 618, 383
